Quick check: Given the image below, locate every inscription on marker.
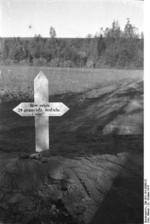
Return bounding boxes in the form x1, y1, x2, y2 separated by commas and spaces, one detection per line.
13, 71, 69, 152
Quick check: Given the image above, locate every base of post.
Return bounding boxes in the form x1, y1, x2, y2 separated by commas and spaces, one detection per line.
19, 150, 51, 161
30, 152, 41, 160
31, 151, 51, 161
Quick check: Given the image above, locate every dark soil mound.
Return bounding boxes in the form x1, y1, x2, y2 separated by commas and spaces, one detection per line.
0, 151, 143, 224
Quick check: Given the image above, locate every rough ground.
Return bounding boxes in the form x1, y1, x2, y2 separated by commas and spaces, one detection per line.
0, 74, 143, 224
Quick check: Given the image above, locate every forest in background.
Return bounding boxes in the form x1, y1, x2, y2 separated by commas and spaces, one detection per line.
0, 19, 144, 69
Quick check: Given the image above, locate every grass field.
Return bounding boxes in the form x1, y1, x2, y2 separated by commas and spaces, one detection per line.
0, 66, 143, 96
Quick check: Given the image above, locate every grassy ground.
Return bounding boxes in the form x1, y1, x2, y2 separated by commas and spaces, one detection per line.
0, 66, 143, 95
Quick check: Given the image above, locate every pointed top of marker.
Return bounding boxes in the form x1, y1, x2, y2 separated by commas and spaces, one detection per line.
34, 71, 48, 82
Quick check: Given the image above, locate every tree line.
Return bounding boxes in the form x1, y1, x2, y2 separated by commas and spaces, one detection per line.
0, 19, 143, 68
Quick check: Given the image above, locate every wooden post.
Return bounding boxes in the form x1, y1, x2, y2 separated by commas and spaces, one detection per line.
34, 71, 49, 152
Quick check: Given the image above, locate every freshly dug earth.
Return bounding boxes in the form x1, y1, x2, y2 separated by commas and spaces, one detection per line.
0, 74, 143, 224
0, 151, 143, 224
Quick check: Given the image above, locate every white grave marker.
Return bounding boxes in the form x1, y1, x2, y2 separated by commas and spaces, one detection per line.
13, 71, 69, 152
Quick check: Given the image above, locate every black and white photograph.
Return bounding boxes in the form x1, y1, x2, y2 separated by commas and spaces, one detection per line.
0, 0, 144, 223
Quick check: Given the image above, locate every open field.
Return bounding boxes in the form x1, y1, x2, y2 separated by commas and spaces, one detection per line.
0, 66, 143, 224
0, 66, 143, 97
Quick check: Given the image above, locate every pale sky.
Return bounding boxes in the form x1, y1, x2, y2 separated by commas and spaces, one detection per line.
0, 0, 144, 37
